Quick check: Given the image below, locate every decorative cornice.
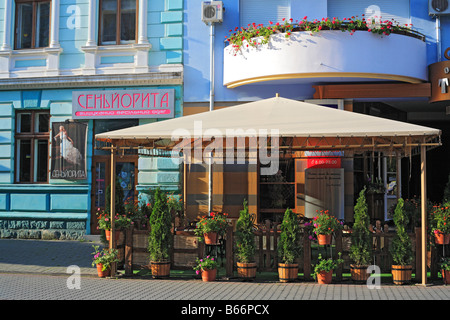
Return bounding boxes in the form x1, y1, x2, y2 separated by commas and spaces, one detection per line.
0, 71, 183, 90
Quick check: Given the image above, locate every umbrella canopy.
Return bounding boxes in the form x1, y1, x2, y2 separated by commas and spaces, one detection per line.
96, 96, 439, 286
96, 96, 441, 154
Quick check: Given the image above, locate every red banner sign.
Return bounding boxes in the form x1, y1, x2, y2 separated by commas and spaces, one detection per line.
307, 157, 341, 169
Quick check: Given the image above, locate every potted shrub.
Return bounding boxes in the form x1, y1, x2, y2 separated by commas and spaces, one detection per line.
390, 198, 413, 285
193, 256, 218, 282
277, 208, 302, 282
313, 252, 344, 284
349, 187, 372, 282
431, 204, 450, 245
194, 212, 229, 244
91, 245, 119, 278
440, 257, 450, 285
313, 210, 342, 245
235, 199, 257, 280
148, 188, 173, 278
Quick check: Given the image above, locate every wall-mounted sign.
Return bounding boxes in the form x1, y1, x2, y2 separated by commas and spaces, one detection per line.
307, 157, 342, 169
305, 151, 343, 169
72, 89, 175, 119
429, 50, 450, 103
51, 122, 87, 180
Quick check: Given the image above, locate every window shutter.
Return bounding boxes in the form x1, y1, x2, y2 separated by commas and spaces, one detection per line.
327, 0, 411, 26
240, 0, 291, 28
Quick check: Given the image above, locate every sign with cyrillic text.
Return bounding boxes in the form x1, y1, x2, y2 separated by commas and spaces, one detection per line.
72, 89, 175, 119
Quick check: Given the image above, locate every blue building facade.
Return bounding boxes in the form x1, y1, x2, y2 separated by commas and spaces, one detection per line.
183, 0, 450, 223
0, 0, 183, 239
1, 0, 449, 237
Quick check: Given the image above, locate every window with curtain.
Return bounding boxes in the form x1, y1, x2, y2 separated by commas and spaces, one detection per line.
100, 0, 137, 45
15, 0, 51, 49
240, 0, 290, 28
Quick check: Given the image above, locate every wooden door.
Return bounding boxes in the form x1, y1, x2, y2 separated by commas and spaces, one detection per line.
91, 155, 138, 234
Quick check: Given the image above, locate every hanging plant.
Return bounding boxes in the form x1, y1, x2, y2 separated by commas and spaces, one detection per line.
226, 15, 416, 55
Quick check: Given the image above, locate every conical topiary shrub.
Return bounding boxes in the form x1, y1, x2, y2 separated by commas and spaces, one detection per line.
349, 187, 372, 282
148, 188, 173, 278
390, 198, 413, 285
235, 199, 257, 280
277, 208, 302, 282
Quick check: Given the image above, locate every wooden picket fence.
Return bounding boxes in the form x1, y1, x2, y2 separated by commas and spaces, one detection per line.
119, 224, 441, 282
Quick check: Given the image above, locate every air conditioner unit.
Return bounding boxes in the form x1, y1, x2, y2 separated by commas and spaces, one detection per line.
201, 1, 223, 24
429, 0, 450, 15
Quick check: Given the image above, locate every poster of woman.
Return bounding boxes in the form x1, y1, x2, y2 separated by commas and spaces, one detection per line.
51, 122, 87, 180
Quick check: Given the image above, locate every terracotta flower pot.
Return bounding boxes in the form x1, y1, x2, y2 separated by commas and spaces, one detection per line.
150, 261, 171, 279
204, 232, 218, 245
442, 269, 450, 285
317, 234, 332, 245
278, 263, 298, 283
350, 264, 369, 283
105, 229, 120, 242
96, 264, 111, 278
435, 232, 450, 245
201, 268, 217, 282
237, 262, 257, 280
391, 265, 412, 285
316, 270, 333, 284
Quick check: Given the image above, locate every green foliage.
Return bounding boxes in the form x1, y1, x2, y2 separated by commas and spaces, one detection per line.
390, 199, 413, 266
91, 245, 119, 271
105, 179, 125, 215
96, 211, 132, 230
194, 212, 229, 241
226, 15, 414, 54
167, 192, 184, 225
193, 256, 218, 274
350, 187, 372, 266
313, 210, 342, 235
440, 257, 450, 271
313, 253, 344, 278
148, 188, 173, 262
443, 173, 450, 203
235, 199, 256, 263
430, 203, 450, 234
277, 208, 302, 264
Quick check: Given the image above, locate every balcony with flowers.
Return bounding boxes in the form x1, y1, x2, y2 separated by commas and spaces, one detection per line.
223, 16, 427, 89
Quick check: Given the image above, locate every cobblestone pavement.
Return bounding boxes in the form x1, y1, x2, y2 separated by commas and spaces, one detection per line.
0, 238, 102, 276
0, 272, 449, 302
0, 238, 449, 302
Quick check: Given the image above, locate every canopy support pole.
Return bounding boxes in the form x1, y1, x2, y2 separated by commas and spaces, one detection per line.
110, 144, 117, 277
420, 145, 427, 286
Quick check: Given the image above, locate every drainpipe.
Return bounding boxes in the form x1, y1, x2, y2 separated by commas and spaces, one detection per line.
208, 22, 215, 214
209, 22, 215, 112
436, 15, 442, 62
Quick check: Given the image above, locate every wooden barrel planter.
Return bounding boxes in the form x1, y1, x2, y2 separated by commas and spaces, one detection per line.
392, 265, 412, 285
350, 265, 369, 283
237, 262, 257, 280
278, 263, 298, 283
150, 261, 171, 279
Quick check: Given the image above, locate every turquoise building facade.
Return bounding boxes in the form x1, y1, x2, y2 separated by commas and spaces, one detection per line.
0, 0, 183, 239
